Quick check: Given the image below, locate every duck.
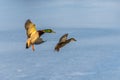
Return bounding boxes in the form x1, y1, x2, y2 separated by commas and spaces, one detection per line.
55, 33, 76, 52
25, 19, 55, 51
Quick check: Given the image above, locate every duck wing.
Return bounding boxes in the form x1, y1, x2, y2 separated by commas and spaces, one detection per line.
34, 38, 46, 45
59, 33, 68, 43
25, 19, 37, 38
25, 19, 32, 30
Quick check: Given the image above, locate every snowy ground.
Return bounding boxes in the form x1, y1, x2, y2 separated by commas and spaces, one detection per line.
0, 28, 120, 80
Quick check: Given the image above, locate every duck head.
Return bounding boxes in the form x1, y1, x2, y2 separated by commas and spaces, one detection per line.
43, 29, 56, 33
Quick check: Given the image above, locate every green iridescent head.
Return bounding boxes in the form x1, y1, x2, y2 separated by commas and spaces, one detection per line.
43, 29, 56, 33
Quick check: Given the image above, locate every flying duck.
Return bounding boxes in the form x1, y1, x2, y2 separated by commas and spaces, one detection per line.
25, 19, 55, 51
55, 33, 76, 52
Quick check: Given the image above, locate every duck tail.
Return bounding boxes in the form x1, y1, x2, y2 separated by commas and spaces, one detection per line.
26, 43, 29, 49
26, 39, 31, 49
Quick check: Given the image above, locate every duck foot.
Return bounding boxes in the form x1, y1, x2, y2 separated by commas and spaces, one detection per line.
32, 45, 35, 51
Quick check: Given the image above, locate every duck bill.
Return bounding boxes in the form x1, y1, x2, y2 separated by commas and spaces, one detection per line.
52, 31, 56, 33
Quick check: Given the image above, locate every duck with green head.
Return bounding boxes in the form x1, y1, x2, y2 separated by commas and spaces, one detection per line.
55, 33, 76, 52
37, 29, 55, 37
25, 19, 55, 51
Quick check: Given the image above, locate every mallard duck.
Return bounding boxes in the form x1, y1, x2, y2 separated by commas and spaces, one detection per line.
55, 33, 76, 52
25, 19, 55, 51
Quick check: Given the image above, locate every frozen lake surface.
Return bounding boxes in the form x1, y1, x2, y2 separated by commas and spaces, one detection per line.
0, 28, 120, 80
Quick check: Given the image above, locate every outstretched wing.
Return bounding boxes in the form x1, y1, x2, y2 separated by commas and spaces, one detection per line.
25, 19, 32, 30
59, 33, 68, 43
34, 38, 46, 45
25, 19, 37, 38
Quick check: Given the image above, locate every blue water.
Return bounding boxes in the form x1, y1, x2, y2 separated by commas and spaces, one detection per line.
0, 28, 120, 80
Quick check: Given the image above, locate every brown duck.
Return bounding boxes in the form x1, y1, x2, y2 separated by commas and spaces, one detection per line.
55, 33, 76, 52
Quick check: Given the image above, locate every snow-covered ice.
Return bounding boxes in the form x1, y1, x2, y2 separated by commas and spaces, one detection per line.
0, 28, 120, 80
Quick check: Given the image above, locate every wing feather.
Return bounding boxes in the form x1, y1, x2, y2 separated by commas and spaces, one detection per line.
24, 19, 37, 38
59, 33, 68, 43
34, 38, 46, 45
